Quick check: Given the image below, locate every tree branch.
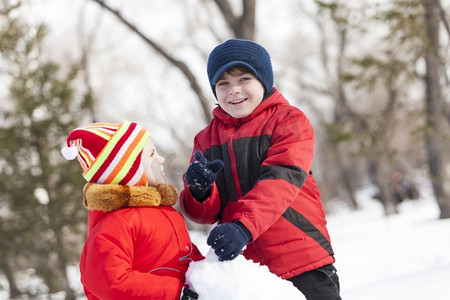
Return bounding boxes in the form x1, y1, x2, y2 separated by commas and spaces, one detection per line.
437, 0, 450, 43
213, 0, 255, 39
90, 0, 212, 123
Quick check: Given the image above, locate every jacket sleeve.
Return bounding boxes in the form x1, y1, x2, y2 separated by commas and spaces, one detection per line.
228, 109, 315, 240
179, 141, 221, 224
80, 211, 183, 300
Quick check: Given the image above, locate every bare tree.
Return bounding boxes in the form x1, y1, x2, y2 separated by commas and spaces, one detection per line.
88, 0, 259, 124
355, 0, 450, 217
213, 0, 256, 39
422, 0, 450, 218
90, 0, 213, 123
309, 1, 429, 215
306, 1, 362, 210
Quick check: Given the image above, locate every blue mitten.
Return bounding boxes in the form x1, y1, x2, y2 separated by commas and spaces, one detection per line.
185, 151, 224, 202
207, 222, 252, 261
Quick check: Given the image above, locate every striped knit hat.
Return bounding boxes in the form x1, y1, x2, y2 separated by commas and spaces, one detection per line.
61, 121, 151, 186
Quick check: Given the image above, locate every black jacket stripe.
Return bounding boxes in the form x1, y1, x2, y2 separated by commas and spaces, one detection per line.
282, 207, 334, 257
259, 165, 308, 188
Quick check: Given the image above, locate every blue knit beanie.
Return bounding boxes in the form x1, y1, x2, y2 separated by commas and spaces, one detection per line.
207, 39, 273, 98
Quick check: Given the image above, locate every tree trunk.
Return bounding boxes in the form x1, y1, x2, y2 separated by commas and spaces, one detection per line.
423, 0, 450, 218
54, 230, 76, 300
336, 144, 359, 210
368, 159, 398, 216
214, 0, 255, 39
0, 257, 20, 298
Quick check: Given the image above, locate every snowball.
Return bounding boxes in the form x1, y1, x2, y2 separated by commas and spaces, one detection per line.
186, 249, 304, 300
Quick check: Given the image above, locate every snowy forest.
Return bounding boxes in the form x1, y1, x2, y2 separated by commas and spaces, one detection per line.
0, 0, 449, 298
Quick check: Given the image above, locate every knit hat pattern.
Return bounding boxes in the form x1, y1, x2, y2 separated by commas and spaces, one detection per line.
207, 39, 273, 97
61, 121, 150, 186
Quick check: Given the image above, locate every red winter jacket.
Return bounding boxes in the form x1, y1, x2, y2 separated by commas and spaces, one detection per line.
79, 184, 202, 299
180, 88, 335, 279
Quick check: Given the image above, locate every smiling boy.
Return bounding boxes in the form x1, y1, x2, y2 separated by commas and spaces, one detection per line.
214, 66, 265, 118
180, 39, 341, 300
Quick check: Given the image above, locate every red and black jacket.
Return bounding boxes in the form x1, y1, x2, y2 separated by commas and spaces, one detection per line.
180, 88, 335, 279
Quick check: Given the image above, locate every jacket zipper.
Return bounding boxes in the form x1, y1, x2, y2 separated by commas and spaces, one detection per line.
229, 122, 242, 199
229, 121, 261, 260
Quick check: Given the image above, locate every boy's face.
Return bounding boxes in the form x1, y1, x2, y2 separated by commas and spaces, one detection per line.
215, 68, 265, 119
141, 139, 165, 186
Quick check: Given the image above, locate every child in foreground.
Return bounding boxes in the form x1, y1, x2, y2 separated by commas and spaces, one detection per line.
180, 39, 341, 300
62, 120, 201, 300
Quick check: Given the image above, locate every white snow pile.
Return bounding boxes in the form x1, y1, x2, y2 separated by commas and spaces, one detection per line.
186, 248, 304, 300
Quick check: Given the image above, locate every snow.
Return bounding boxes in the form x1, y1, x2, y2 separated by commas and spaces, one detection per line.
326, 184, 450, 300
185, 249, 303, 300
2, 1, 448, 299
187, 182, 450, 300
1, 180, 449, 300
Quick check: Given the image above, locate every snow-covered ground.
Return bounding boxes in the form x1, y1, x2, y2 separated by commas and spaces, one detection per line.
189, 182, 450, 300
1, 182, 449, 299
326, 184, 450, 300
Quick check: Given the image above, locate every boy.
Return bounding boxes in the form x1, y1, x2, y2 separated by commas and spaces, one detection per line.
61, 121, 201, 300
180, 39, 341, 300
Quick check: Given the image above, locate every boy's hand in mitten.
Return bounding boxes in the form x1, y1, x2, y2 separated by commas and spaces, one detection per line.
207, 221, 252, 261
185, 151, 224, 202
179, 285, 198, 300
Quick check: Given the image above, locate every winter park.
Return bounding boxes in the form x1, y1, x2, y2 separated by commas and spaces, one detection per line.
1, 0, 450, 299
